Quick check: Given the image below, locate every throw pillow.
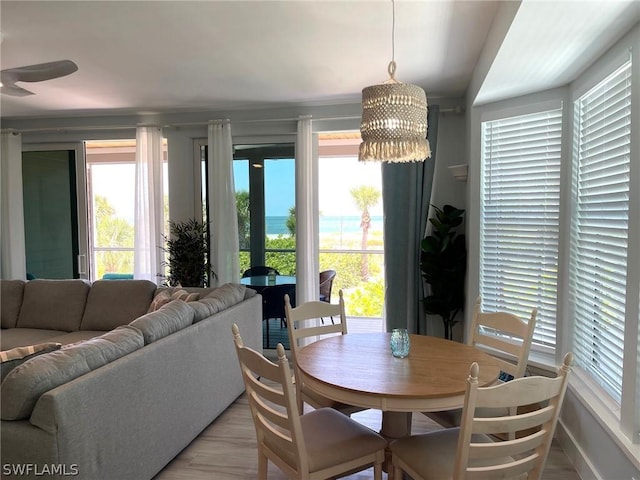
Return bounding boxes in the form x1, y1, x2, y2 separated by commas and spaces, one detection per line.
147, 289, 200, 313
147, 289, 173, 313
185, 292, 200, 302
0, 343, 62, 382
170, 289, 190, 301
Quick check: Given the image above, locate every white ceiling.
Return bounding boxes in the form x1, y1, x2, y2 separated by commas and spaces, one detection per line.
0, 1, 638, 120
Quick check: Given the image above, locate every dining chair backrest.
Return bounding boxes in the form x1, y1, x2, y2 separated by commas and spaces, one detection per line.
469, 296, 537, 380
242, 266, 280, 278
318, 269, 336, 303
454, 352, 573, 479
231, 324, 306, 476
231, 324, 385, 479
392, 353, 573, 480
284, 290, 364, 415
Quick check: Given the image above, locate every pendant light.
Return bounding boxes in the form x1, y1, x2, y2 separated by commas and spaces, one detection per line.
359, 0, 431, 163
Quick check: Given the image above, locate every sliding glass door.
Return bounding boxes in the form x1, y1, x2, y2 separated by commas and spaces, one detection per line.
22, 144, 88, 279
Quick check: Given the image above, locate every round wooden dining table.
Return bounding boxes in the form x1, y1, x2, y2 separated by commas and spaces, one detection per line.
295, 332, 502, 441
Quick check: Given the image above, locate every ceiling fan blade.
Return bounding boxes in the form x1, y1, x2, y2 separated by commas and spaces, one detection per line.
1, 60, 78, 83
0, 83, 34, 97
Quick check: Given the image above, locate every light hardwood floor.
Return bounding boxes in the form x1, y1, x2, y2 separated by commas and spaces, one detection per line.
155, 387, 580, 479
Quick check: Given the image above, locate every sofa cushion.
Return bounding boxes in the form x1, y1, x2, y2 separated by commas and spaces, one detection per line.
41, 330, 110, 346
80, 279, 157, 331
130, 300, 195, 344
191, 283, 249, 323
0, 342, 62, 382
0, 328, 64, 351
1, 325, 144, 420
1, 280, 25, 329
62, 325, 145, 369
16, 279, 91, 332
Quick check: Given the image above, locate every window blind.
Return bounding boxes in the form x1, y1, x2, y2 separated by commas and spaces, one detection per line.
571, 60, 632, 403
480, 108, 562, 351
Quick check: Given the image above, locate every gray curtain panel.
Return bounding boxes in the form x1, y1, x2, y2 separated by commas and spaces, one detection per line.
382, 105, 439, 334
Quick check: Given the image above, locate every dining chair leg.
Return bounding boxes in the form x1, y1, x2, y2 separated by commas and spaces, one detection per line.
373, 462, 383, 480
392, 465, 402, 480
265, 318, 270, 349
257, 451, 268, 480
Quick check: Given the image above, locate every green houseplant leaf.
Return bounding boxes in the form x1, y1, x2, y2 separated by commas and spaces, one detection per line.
160, 218, 214, 287
420, 205, 467, 340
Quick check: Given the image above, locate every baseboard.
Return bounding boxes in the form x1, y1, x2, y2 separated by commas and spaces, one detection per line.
556, 418, 601, 480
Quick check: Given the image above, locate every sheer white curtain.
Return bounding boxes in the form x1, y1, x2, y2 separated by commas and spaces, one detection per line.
208, 120, 240, 285
0, 131, 26, 280
295, 116, 319, 304
134, 126, 165, 283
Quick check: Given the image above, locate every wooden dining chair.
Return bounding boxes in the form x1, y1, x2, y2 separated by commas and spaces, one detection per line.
231, 324, 386, 480
284, 290, 365, 416
391, 352, 573, 480
424, 296, 537, 437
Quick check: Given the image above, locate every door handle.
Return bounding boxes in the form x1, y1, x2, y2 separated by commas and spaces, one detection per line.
77, 254, 87, 275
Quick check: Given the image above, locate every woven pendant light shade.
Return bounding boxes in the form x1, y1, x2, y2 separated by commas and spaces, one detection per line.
358, 0, 431, 163
359, 77, 430, 163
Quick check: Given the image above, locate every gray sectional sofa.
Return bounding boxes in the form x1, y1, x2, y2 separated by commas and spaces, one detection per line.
0, 278, 262, 480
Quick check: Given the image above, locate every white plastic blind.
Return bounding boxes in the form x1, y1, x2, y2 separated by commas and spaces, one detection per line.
571, 60, 631, 403
480, 108, 562, 351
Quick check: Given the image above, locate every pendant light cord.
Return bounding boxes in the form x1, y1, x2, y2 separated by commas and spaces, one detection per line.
388, 0, 397, 80
391, 0, 395, 64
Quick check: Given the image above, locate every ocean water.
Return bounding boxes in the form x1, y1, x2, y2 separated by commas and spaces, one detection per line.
266, 215, 383, 235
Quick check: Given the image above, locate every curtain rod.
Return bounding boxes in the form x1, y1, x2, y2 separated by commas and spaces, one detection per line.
3, 115, 356, 134
3, 106, 463, 134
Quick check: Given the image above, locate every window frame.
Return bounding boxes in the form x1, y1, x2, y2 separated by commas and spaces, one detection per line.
568, 48, 640, 447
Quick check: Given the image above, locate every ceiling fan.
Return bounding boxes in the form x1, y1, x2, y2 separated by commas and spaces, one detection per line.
0, 60, 78, 96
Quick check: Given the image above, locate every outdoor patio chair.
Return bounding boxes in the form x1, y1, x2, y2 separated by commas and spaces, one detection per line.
242, 266, 280, 278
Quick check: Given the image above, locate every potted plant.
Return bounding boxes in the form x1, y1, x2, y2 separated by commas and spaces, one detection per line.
161, 218, 214, 287
420, 205, 467, 340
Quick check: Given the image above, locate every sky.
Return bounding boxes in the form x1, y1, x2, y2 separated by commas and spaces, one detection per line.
234, 156, 383, 217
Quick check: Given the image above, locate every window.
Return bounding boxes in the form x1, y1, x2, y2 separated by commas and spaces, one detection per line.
199, 142, 296, 276
570, 59, 632, 403
318, 132, 384, 322
86, 140, 168, 281
86, 141, 136, 280
480, 107, 563, 352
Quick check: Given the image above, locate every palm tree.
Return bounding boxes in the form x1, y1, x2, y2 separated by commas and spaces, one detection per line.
94, 195, 134, 278
285, 206, 296, 236
235, 190, 250, 249
350, 185, 381, 281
